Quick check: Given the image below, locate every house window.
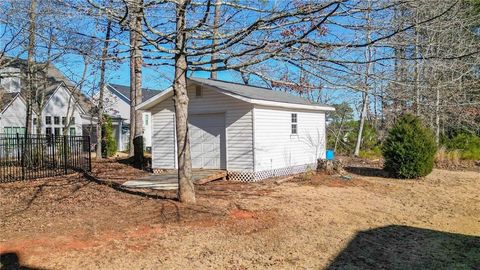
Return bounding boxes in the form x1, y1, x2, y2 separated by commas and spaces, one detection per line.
33, 118, 37, 126
54, 128, 60, 136
46, 127, 52, 135
62, 117, 66, 125
144, 115, 149, 126
45, 116, 52, 125
70, 117, 75, 124
291, 113, 298, 135
69, 127, 76, 136
195, 86, 202, 97
54, 116, 60, 125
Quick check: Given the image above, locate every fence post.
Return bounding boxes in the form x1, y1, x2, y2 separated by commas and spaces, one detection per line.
17, 133, 25, 180
88, 136, 92, 172
63, 135, 68, 174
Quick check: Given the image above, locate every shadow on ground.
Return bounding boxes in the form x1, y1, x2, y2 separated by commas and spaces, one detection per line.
327, 225, 480, 270
0, 252, 42, 270
344, 166, 390, 178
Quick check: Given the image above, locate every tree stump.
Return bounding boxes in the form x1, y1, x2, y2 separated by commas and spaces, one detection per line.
317, 159, 345, 175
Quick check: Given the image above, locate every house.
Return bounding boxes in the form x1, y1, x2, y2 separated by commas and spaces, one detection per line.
138, 77, 335, 181
102, 83, 161, 151
0, 59, 95, 137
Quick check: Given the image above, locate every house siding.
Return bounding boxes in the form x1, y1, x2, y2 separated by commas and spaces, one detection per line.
1, 86, 87, 135
103, 87, 131, 123
150, 85, 254, 171
0, 96, 29, 132
43, 86, 84, 135
253, 105, 326, 173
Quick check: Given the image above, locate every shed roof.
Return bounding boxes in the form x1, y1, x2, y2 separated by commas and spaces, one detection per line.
189, 77, 325, 106
138, 78, 335, 112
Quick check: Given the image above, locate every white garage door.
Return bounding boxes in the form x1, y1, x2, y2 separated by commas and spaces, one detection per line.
189, 113, 226, 169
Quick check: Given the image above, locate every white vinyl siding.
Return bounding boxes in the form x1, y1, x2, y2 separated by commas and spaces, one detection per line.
150, 85, 254, 171
102, 87, 131, 123
150, 99, 176, 169
43, 86, 83, 135
0, 96, 28, 133
188, 85, 254, 171
253, 105, 326, 172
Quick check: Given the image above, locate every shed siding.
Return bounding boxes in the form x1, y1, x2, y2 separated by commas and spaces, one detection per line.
150, 85, 254, 171
150, 99, 176, 169
253, 105, 326, 172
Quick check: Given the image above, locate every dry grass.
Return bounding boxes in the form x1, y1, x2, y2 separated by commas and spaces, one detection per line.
1, 160, 479, 269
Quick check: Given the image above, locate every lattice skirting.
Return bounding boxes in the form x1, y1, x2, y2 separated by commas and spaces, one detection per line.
228, 163, 317, 182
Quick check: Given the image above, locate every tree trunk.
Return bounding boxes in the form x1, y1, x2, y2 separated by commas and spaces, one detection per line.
96, 19, 112, 159
25, 0, 37, 136
414, 8, 421, 116
129, 0, 144, 168
435, 87, 440, 145
354, 0, 372, 157
36, 29, 54, 135
174, 0, 195, 204
210, 0, 221, 79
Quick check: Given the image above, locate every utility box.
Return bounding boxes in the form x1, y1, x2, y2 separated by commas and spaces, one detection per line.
326, 150, 334, 160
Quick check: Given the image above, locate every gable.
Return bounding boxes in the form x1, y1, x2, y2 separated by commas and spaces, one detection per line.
43, 85, 85, 116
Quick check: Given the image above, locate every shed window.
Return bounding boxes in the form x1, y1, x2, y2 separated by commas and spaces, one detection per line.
195, 86, 202, 97
291, 113, 298, 135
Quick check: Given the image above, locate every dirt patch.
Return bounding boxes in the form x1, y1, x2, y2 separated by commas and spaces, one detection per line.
1, 160, 479, 269
300, 173, 372, 188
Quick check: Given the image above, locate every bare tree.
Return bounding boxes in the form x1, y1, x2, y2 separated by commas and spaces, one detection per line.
128, 0, 144, 167
96, 18, 112, 158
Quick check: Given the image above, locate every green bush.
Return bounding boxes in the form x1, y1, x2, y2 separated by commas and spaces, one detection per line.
443, 133, 480, 160
382, 114, 437, 179
101, 116, 117, 158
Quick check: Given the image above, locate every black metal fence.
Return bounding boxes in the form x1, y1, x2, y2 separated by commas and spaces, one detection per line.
0, 134, 91, 182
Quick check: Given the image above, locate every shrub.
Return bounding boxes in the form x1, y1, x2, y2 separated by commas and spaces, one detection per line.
382, 114, 437, 179
359, 146, 382, 159
101, 116, 117, 158
443, 132, 480, 160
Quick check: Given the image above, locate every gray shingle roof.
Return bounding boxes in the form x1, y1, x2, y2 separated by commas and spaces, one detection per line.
189, 77, 322, 106
108, 83, 161, 103
0, 57, 94, 113
0, 92, 19, 112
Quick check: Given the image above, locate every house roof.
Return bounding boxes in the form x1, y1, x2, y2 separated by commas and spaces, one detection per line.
138, 78, 335, 111
0, 57, 94, 114
0, 92, 20, 113
108, 83, 162, 104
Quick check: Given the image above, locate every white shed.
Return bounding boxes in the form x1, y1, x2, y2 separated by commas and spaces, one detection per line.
138, 78, 335, 181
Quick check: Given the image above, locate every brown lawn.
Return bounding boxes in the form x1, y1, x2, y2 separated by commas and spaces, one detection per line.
0, 160, 479, 269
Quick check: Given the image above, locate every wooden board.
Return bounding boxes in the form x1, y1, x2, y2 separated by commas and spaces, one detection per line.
122, 169, 227, 190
